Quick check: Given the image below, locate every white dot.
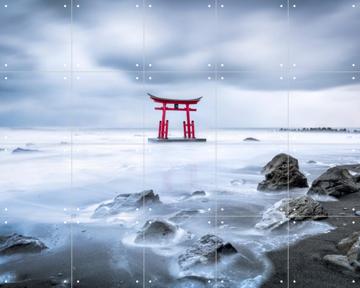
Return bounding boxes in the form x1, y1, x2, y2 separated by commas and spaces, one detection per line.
293, 4, 296, 8
64, 221, 67, 224
221, 221, 224, 224
4, 76, 7, 80
352, 76, 356, 80
280, 280, 283, 283
293, 280, 296, 283
76, 4, 80, 8
208, 208, 211, 211
220, 208, 224, 211
148, 4, 152, 8
293, 63, 297, 67
280, 76, 283, 80
4, 63, 8, 67
64, 76, 67, 80
208, 221, 211, 224
77, 221, 80, 224
352, 64, 356, 67
352, 280, 356, 283
135, 76, 139, 80
148, 280, 152, 283
220, 63, 224, 67
208, 76, 211, 80
208, 63, 212, 67
208, 4, 211, 8
280, 4, 283, 8
76, 280, 80, 283
63, 208, 67, 211
64, 280, 67, 283
280, 63, 283, 67
148, 208, 152, 211
4, 221, 8, 224
136, 4, 139, 8
136, 280, 139, 283
220, 76, 224, 80
352, 221, 355, 224
148, 63, 152, 67
136, 63, 139, 67
352, 4, 356, 8
208, 280, 211, 283
353, 208, 356, 211
220, 4, 224, 8
4, 4, 8, 8
148, 76, 152, 80
4, 208, 8, 211
293, 76, 297, 80
64, 4, 67, 8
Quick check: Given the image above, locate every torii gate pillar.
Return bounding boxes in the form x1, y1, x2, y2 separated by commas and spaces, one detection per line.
148, 93, 206, 142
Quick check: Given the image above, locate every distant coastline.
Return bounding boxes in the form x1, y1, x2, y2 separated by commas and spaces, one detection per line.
279, 127, 360, 133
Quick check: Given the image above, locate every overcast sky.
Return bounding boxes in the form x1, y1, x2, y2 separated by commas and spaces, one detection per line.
0, 0, 359, 128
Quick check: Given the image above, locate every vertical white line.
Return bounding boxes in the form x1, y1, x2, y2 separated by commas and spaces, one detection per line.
286, 1, 290, 288
70, 0, 74, 287
142, 1, 146, 288
214, 0, 219, 285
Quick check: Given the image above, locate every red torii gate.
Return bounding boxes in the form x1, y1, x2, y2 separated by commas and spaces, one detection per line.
148, 93, 206, 142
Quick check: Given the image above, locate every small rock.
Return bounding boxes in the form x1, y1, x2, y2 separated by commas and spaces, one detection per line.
135, 220, 178, 244
256, 196, 327, 230
230, 179, 246, 186
307, 166, 360, 198
243, 137, 260, 142
0, 233, 47, 255
92, 190, 161, 218
12, 147, 39, 154
307, 160, 317, 164
191, 191, 206, 197
178, 234, 237, 270
355, 211, 360, 216
323, 254, 353, 271
257, 153, 308, 191
169, 209, 202, 221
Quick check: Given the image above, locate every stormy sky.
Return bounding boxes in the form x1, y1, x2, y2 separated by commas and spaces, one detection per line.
0, 0, 359, 128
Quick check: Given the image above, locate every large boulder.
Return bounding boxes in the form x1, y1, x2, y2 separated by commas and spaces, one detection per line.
324, 232, 360, 273
255, 196, 328, 230
0, 234, 47, 255
93, 190, 161, 218
135, 220, 178, 244
178, 234, 237, 270
308, 166, 360, 198
257, 153, 308, 191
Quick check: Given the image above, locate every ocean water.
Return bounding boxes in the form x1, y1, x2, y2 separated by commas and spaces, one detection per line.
0, 128, 359, 287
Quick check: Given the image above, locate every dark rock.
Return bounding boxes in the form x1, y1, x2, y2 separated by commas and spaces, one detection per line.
191, 190, 206, 197
178, 234, 237, 270
307, 160, 317, 164
12, 147, 39, 154
257, 153, 309, 191
307, 166, 360, 198
355, 211, 360, 217
92, 190, 161, 218
0, 234, 47, 255
243, 137, 260, 142
256, 196, 328, 230
135, 220, 177, 243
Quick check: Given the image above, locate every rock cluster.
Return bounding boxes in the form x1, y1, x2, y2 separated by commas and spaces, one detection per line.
324, 231, 360, 273
178, 234, 237, 270
93, 190, 161, 218
256, 195, 327, 230
257, 153, 309, 191
0, 234, 47, 255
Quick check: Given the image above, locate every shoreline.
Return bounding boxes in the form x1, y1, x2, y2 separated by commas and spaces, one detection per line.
261, 192, 360, 288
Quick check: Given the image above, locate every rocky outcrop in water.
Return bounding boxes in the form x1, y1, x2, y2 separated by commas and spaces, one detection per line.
324, 231, 360, 273
135, 220, 178, 244
0, 234, 47, 255
308, 166, 360, 198
178, 234, 237, 270
243, 137, 260, 142
256, 196, 328, 230
257, 153, 309, 191
92, 190, 161, 218
12, 147, 39, 154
